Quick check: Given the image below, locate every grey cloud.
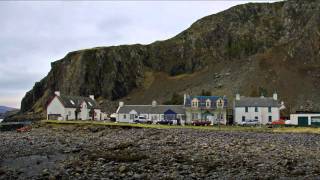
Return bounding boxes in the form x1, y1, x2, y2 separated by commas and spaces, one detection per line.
0, 1, 275, 108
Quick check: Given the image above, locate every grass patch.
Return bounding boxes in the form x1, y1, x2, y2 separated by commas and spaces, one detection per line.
272, 127, 320, 134
41, 120, 320, 134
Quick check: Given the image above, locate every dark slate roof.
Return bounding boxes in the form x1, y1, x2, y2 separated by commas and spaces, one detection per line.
185, 96, 228, 108
234, 97, 279, 107
117, 105, 185, 114
57, 95, 100, 109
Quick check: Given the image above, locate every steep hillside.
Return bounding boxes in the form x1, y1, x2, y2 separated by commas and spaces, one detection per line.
18, 0, 320, 120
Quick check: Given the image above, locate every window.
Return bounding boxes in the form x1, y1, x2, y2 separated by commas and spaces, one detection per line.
268, 107, 272, 113
192, 98, 198, 108
255, 116, 258, 120
206, 100, 211, 108
268, 116, 272, 122
242, 116, 245, 122
161, 115, 164, 120
311, 117, 320, 123
88, 102, 93, 106
70, 100, 75, 105
130, 114, 135, 120
68, 111, 71, 116
123, 114, 126, 119
255, 107, 258, 112
245, 107, 248, 112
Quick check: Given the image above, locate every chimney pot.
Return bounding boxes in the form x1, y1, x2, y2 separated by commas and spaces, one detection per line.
152, 100, 157, 107
273, 92, 278, 100
119, 101, 124, 107
54, 91, 60, 96
236, 93, 240, 100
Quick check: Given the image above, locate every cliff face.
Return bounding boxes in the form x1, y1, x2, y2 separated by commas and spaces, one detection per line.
20, 0, 320, 117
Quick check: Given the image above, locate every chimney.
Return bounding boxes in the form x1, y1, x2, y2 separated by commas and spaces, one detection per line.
152, 100, 157, 107
89, 95, 94, 100
273, 92, 278, 100
54, 91, 60, 96
119, 101, 124, 107
236, 93, 240, 100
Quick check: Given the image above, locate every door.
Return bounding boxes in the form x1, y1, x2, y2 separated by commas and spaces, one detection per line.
298, 116, 308, 126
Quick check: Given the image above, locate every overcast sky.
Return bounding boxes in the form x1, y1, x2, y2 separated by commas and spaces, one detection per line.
0, 1, 277, 108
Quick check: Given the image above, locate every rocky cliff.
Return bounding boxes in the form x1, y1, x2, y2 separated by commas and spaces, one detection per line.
19, 0, 320, 119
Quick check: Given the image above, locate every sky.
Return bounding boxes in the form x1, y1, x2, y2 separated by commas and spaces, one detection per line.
0, 1, 278, 108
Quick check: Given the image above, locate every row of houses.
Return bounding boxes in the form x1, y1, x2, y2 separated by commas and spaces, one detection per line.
46, 91, 320, 126
115, 92, 284, 125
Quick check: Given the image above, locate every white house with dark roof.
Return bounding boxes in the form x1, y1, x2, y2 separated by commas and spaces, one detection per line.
46, 91, 102, 121
115, 100, 185, 124
234, 93, 285, 125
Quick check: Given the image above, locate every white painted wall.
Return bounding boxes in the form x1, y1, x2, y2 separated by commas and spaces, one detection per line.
234, 107, 279, 125
290, 114, 320, 125
80, 102, 90, 120
65, 108, 76, 120
116, 112, 185, 124
117, 113, 134, 123
94, 109, 102, 120
185, 109, 227, 124
47, 97, 66, 120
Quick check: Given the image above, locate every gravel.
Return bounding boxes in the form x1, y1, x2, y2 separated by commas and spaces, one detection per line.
1, 125, 320, 179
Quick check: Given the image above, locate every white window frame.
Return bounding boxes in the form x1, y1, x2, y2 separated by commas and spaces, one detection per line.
192, 98, 198, 108
206, 99, 211, 108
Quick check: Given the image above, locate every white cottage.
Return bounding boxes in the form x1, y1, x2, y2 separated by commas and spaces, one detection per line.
46, 91, 102, 121
115, 101, 185, 124
234, 93, 284, 125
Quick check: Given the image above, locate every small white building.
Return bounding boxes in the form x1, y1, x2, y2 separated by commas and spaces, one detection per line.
290, 112, 320, 126
115, 101, 185, 124
46, 91, 102, 121
234, 93, 284, 125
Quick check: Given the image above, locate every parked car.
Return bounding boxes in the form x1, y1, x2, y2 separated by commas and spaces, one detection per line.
156, 120, 173, 125
134, 116, 152, 124
192, 120, 211, 126
271, 119, 285, 125
242, 119, 259, 125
